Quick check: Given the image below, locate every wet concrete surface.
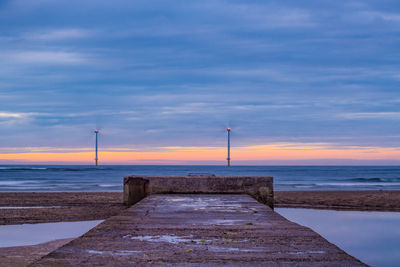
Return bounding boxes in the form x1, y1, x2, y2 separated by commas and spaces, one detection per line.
0, 238, 74, 267
31, 194, 366, 266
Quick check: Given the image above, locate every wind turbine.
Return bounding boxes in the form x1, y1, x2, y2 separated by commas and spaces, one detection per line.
94, 130, 99, 166
227, 128, 231, 167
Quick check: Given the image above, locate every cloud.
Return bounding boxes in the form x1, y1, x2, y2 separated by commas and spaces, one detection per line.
0, 112, 25, 119
0, 111, 42, 121
22, 28, 91, 41
227, 3, 314, 29
359, 11, 400, 23
339, 112, 400, 120
0, 0, 399, 162
160, 103, 218, 115
9, 51, 88, 64
0, 111, 36, 127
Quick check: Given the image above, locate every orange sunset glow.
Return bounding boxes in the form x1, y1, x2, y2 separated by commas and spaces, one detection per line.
1, 143, 400, 164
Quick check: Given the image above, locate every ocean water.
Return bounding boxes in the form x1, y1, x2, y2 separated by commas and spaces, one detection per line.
1, 165, 400, 192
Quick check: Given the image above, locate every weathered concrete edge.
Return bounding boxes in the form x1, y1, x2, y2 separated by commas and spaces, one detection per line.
123, 175, 274, 208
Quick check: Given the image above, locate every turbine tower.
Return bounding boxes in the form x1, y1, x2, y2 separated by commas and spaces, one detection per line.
227, 128, 231, 167
94, 130, 99, 166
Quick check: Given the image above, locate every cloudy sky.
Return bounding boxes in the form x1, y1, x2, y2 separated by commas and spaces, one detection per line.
1, 0, 400, 164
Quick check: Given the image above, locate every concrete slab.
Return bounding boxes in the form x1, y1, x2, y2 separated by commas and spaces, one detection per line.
31, 195, 366, 266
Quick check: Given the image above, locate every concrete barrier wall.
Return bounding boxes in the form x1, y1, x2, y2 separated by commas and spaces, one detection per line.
123, 175, 274, 208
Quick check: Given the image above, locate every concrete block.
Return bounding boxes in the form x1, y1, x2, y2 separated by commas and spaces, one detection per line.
123, 177, 148, 206
123, 175, 274, 208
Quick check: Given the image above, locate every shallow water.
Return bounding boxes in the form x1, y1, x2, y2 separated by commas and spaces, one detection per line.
2, 165, 400, 191
0, 220, 103, 247
276, 208, 400, 267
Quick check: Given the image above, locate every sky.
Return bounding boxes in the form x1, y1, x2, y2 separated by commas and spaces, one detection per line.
0, 0, 400, 165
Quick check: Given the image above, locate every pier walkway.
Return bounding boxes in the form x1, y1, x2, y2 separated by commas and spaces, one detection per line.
32, 194, 365, 266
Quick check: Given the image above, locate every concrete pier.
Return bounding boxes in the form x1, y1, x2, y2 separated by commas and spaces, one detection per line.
31, 194, 365, 266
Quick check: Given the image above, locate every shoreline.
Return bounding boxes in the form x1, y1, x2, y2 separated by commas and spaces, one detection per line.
0, 191, 399, 225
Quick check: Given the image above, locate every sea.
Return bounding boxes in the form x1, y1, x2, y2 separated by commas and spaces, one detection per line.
1, 165, 400, 192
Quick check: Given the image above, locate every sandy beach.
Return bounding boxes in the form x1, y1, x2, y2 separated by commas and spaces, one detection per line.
1, 191, 400, 226
0, 192, 126, 225
0, 190, 399, 266
274, 190, 400, 211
